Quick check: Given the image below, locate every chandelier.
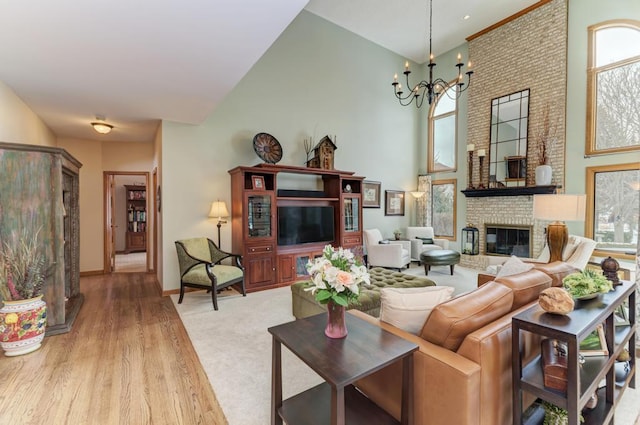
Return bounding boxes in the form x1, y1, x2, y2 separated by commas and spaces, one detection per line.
391, 0, 473, 108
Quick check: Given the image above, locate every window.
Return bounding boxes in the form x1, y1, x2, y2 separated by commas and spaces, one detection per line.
585, 163, 639, 259
431, 179, 456, 239
428, 85, 458, 172
586, 21, 640, 155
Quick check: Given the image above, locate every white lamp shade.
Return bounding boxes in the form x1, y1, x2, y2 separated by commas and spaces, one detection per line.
209, 201, 229, 219
410, 191, 425, 198
533, 194, 586, 222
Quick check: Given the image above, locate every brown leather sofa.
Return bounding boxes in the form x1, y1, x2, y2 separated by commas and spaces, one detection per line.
349, 261, 577, 425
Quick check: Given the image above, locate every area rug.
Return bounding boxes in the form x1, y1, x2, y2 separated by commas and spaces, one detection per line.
172, 268, 640, 425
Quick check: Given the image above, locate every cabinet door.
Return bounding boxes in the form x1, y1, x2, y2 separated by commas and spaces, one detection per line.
278, 255, 296, 284
245, 254, 276, 289
246, 194, 274, 238
343, 196, 360, 232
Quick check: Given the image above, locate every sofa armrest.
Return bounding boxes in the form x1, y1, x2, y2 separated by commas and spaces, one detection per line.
349, 310, 481, 425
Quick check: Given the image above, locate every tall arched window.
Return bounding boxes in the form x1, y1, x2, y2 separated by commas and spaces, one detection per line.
586, 20, 640, 155
427, 85, 458, 173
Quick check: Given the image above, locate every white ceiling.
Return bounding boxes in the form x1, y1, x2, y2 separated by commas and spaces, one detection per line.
0, 0, 539, 143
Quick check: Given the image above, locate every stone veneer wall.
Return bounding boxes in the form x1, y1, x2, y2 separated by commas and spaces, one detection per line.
467, 0, 568, 187
461, 0, 568, 270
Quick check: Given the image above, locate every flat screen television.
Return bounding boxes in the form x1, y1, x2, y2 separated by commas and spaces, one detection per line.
277, 206, 335, 246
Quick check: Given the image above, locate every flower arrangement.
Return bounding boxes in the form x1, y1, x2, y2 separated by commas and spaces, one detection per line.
304, 245, 370, 306
0, 227, 49, 301
562, 268, 613, 299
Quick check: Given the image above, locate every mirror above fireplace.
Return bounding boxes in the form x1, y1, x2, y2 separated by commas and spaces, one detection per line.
489, 89, 530, 188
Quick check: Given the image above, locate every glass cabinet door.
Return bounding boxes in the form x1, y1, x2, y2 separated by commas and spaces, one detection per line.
343, 197, 359, 232
247, 194, 272, 237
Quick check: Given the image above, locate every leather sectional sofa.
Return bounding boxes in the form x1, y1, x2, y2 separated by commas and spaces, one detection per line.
349, 261, 578, 425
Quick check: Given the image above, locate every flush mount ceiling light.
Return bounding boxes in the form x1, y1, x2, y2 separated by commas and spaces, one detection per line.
91, 116, 113, 134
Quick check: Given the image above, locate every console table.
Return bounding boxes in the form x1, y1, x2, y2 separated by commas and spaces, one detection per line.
512, 280, 636, 425
269, 313, 418, 425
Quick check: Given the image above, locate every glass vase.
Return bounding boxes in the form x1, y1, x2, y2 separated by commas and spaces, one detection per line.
325, 300, 347, 339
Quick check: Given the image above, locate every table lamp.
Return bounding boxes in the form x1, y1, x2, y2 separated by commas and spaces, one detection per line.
533, 194, 586, 262
209, 200, 230, 247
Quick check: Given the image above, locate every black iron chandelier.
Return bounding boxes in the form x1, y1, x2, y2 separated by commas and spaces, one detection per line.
391, 0, 473, 108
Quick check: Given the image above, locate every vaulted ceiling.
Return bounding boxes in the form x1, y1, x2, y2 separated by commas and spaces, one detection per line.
0, 0, 539, 143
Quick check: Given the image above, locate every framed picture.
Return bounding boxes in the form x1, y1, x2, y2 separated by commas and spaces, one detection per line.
363, 180, 381, 208
252, 175, 265, 190
579, 324, 608, 357
385, 190, 405, 216
614, 305, 630, 327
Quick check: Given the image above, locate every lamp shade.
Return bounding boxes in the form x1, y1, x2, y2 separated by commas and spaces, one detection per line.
533, 194, 586, 222
209, 201, 229, 219
410, 191, 425, 198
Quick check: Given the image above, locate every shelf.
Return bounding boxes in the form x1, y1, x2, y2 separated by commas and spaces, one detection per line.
461, 185, 559, 197
279, 380, 399, 425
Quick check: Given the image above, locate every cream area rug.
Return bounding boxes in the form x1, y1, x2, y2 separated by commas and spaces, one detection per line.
171, 265, 640, 425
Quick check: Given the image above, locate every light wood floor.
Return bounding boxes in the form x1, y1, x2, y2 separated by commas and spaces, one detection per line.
0, 273, 228, 425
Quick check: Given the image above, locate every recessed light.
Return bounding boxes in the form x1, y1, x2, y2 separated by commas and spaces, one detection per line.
463, 14, 471, 20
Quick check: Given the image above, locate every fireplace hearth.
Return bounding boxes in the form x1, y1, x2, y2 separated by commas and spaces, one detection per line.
485, 225, 532, 258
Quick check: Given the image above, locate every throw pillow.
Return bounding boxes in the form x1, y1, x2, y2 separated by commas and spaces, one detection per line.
562, 237, 580, 261
416, 236, 434, 245
380, 286, 454, 335
379, 240, 390, 244
496, 255, 534, 278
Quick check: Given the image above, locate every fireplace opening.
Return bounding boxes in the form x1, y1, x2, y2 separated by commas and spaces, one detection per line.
485, 225, 532, 258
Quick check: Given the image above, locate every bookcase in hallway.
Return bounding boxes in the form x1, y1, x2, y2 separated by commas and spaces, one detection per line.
125, 185, 147, 253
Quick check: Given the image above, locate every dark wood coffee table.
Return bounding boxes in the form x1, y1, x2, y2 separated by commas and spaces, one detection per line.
269, 312, 418, 425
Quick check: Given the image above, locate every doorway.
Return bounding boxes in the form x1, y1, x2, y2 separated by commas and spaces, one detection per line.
104, 171, 151, 273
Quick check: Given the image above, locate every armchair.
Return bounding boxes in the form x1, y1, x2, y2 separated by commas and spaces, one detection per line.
363, 229, 411, 271
174, 237, 246, 310
406, 226, 449, 262
485, 235, 596, 274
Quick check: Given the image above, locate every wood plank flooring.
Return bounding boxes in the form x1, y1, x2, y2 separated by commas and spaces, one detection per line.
0, 272, 228, 425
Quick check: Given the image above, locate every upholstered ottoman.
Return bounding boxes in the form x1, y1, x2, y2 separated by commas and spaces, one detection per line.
291, 267, 436, 319
420, 249, 461, 276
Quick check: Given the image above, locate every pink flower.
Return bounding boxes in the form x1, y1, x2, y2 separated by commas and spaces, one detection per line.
335, 271, 354, 287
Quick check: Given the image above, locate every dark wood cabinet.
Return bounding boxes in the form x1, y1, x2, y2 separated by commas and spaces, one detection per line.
229, 164, 364, 292
124, 185, 146, 253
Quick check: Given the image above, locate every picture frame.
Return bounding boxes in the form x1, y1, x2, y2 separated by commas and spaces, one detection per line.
614, 304, 630, 327
251, 175, 265, 190
363, 180, 381, 208
579, 324, 608, 357
385, 190, 405, 216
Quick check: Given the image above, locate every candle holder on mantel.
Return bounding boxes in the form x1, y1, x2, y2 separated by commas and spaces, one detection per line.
477, 149, 486, 189
466, 143, 475, 189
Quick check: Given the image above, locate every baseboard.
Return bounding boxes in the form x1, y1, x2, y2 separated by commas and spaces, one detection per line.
80, 270, 104, 277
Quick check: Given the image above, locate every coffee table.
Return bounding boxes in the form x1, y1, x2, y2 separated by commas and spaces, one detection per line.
269, 313, 418, 425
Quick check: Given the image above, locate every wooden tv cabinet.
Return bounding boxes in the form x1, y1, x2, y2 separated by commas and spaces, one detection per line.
228, 164, 364, 293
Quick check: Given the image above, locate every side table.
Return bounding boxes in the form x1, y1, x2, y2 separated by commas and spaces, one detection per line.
269, 312, 418, 425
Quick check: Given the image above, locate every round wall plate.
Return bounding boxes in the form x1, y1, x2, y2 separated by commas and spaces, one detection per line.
253, 133, 283, 164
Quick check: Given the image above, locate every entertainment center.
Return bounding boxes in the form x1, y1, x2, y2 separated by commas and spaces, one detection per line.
228, 164, 364, 292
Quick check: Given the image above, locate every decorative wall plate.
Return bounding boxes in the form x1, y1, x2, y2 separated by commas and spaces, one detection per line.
253, 133, 283, 164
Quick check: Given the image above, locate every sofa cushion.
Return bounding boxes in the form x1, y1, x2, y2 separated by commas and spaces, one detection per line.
416, 236, 434, 244
495, 269, 552, 309
496, 255, 534, 278
380, 286, 454, 334
420, 281, 514, 351
533, 261, 579, 287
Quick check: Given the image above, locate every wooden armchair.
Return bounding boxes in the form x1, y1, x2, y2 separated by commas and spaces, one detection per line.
174, 237, 246, 310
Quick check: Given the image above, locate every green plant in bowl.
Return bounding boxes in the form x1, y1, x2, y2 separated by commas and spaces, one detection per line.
562, 268, 613, 299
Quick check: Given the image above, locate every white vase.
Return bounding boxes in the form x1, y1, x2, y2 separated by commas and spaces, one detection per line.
535, 164, 552, 186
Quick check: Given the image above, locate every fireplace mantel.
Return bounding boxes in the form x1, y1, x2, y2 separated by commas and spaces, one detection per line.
461, 185, 559, 198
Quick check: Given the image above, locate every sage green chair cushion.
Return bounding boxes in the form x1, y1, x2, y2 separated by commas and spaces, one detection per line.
291, 267, 436, 319
183, 264, 244, 286
180, 238, 212, 262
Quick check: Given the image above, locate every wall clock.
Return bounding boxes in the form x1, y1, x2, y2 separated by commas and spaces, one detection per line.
253, 133, 283, 164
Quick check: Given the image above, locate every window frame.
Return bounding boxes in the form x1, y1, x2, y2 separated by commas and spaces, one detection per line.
585, 162, 638, 261
430, 178, 457, 240
427, 84, 459, 173
585, 19, 640, 156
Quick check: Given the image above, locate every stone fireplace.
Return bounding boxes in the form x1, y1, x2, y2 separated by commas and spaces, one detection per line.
460, 192, 548, 270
